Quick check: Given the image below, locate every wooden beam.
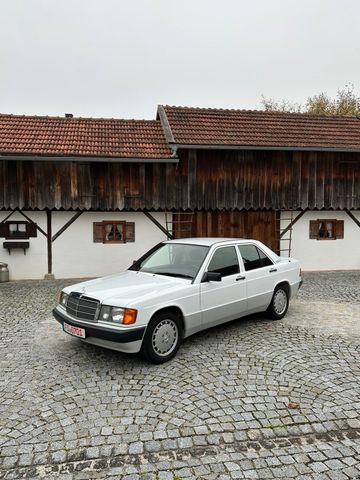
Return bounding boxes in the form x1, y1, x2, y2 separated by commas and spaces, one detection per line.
143, 211, 173, 239
280, 209, 308, 239
46, 210, 52, 275
345, 209, 360, 229
52, 211, 83, 242
18, 210, 47, 237
0, 210, 16, 224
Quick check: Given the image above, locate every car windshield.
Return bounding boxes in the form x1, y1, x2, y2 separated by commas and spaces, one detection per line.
130, 243, 209, 280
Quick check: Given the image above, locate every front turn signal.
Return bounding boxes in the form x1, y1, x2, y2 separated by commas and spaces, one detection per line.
122, 308, 138, 325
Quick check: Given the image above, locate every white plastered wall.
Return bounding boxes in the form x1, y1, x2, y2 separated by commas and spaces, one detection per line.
280, 210, 360, 270
0, 211, 48, 280
0, 211, 168, 280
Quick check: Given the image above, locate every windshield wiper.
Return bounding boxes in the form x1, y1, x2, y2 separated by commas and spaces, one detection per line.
153, 272, 193, 279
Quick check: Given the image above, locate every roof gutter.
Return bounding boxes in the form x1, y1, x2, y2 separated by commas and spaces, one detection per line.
169, 143, 360, 153
0, 154, 179, 163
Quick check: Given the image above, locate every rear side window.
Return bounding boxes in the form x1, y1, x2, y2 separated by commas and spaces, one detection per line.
207, 246, 240, 277
238, 244, 273, 271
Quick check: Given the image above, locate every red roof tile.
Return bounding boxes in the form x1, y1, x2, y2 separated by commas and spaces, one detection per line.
160, 105, 360, 151
0, 114, 173, 159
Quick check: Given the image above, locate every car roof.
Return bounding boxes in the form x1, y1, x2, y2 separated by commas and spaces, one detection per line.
165, 237, 255, 247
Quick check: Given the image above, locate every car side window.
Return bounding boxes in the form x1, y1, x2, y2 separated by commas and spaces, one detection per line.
257, 248, 273, 267
207, 246, 240, 277
238, 244, 273, 271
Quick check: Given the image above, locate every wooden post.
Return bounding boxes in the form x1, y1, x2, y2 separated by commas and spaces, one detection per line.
45, 210, 53, 279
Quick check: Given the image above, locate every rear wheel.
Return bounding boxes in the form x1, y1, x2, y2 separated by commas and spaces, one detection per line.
141, 311, 182, 364
267, 285, 289, 320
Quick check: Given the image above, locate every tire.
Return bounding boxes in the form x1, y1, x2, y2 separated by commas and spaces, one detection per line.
267, 285, 289, 320
141, 311, 182, 364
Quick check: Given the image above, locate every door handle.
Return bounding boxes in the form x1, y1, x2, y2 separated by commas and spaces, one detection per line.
236, 275, 246, 281
269, 268, 277, 273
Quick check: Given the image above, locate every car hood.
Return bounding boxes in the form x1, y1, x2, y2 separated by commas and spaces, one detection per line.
63, 270, 190, 307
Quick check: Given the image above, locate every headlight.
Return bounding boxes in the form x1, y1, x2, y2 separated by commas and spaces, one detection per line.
99, 305, 112, 321
99, 305, 137, 325
59, 291, 69, 308
111, 307, 125, 322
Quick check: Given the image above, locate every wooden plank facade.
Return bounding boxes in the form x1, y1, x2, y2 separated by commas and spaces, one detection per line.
0, 149, 359, 211
188, 211, 279, 252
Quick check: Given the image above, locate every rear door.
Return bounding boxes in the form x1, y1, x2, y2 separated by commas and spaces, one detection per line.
237, 244, 279, 312
200, 246, 247, 328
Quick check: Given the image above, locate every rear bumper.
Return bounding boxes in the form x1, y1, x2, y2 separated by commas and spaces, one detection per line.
290, 278, 302, 298
53, 307, 146, 347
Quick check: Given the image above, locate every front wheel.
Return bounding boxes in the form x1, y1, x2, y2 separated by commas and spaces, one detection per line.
267, 285, 289, 320
141, 311, 182, 364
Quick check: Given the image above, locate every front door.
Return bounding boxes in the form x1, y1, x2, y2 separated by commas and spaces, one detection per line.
200, 246, 247, 328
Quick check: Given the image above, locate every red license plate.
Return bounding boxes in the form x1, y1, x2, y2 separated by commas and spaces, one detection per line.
63, 322, 86, 338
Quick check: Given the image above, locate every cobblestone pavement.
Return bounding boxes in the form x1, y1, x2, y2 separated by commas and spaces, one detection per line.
1, 272, 360, 479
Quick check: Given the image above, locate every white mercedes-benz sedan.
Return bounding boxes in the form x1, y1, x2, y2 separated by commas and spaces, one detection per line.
53, 238, 302, 363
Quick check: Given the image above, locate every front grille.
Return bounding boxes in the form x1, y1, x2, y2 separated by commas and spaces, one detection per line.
66, 292, 99, 321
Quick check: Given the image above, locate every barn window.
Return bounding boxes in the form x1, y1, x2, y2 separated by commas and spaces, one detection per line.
309, 220, 344, 240
8, 222, 27, 239
0, 221, 37, 239
93, 221, 135, 244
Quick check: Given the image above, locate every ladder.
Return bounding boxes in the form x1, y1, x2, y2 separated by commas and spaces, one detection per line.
165, 211, 194, 239
277, 210, 294, 257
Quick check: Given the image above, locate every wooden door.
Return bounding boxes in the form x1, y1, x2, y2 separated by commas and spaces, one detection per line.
189, 211, 279, 252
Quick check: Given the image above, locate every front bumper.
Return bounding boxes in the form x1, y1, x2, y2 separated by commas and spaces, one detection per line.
53, 307, 146, 344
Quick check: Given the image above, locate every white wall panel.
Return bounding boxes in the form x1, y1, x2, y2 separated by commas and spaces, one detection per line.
0, 211, 48, 280
0, 211, 167, 280
52, 212, 167, 279
281, 211, 360, 271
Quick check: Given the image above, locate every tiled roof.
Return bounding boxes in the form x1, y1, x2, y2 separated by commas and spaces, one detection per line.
0, 114, 173, 159
160, 105, 360, 151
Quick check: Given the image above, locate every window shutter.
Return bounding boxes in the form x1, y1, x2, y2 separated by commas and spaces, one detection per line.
126, 222, 135, 242
0, 222, 7, 237
309, 220, 318, 239
335, 220, 344, 239
93, 222, 103, 243
27, 222, 38, 238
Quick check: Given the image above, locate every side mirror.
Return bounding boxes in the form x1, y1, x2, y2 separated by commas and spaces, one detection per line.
201, 271, 222, 282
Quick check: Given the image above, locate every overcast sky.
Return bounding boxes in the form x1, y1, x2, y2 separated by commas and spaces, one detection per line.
0, 0, 359, 119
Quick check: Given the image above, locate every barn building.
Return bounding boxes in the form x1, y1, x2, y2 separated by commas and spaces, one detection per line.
0, 106, 359, 280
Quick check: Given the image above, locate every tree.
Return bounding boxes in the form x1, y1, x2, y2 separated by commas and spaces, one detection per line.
260, 96, 302, 114
261, 83, 360, 116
